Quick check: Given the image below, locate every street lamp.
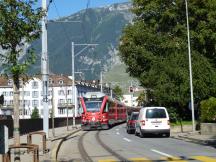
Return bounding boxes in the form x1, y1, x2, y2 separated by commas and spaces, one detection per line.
71, 42, 98, 128
42, 0, 49, 138
185, 0, 195, 132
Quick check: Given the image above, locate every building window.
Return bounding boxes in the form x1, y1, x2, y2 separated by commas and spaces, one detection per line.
9, 91, 13, 96
49, 79, 54, 85
32, 81, 38, 89
58, 99, 64, 104
67, 99, 72, 104
25, 91, 30, 96
24, 100, 30, 106
2, 92, 7, 96
9, 100, 13, 105
58, 90, 64, 96
8, 79, 13, 86
59, 80, 64, 85
32, 91, 39, 98
67, 90, 72, 95
32, 100, 39, 107
58, 108, 66, 114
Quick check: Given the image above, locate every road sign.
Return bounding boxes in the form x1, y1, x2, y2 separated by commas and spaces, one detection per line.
0, 125, 8, 154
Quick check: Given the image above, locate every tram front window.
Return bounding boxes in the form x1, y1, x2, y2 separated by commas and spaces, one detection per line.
85, 101, 102, 112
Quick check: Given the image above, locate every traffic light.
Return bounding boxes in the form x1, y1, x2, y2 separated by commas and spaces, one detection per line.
129, 86, 134, 93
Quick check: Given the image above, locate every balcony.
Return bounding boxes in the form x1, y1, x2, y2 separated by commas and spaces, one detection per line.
57, 103, 74, 108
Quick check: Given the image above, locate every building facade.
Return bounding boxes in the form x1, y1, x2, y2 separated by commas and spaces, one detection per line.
0, 74, 100, 118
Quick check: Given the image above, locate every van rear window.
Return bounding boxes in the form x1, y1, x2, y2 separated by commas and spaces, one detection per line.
146, 109, 166, 118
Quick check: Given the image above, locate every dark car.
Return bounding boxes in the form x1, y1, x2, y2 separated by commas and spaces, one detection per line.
126, 111, 139, 134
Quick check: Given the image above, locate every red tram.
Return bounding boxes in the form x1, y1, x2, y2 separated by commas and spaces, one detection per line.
80, 92, 128, 130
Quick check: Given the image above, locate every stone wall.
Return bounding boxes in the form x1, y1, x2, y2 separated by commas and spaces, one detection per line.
201, 123, 216, 135
171, 125, 193, 133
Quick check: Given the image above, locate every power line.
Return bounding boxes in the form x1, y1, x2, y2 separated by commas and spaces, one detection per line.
51, 0, 74, 47
81, 0, 91, 43
47, 0, 53, 12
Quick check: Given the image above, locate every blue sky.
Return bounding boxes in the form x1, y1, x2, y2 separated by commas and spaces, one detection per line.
42, 0, 130, 20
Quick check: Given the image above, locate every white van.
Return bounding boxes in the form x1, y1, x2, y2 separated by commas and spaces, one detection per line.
135, 107, 170, 137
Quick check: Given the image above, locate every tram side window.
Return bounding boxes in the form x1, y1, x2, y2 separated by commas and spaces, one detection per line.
108, 101, 115, 112
79, 99, 84, 113
104, 102, 109, 112
79, 104, 83, 114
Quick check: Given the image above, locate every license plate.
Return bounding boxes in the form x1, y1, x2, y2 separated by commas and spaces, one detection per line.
151, 120, 162, 125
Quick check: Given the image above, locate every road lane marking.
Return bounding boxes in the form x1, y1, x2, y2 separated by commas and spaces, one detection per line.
151, 149, 172, 157
161, 156, 187, 162
191, 156, 216, 162
123, 137, 131, 142
98, 159, 117, 162
116, 132, 120, 135
128, 157, 152, 162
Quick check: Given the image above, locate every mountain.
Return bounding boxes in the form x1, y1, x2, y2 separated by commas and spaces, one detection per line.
30, 2, 134, 80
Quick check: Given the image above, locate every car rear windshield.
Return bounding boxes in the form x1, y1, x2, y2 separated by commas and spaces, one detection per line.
130, 113, 139, 120
146, 109, 166, 118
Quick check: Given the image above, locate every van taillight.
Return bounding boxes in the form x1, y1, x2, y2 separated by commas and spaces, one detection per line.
167, 120, 170, 125
140, 120, 145, 126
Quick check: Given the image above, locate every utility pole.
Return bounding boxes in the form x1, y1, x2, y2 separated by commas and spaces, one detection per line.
100, 71, 103, 93
71, 42, 75, 128
52, 87, 55, 137
66, 84, 69, 131
42, 0, 49, 138
185, 0, 195, 132
130, 81, 133, 106
71, 42, 98, 128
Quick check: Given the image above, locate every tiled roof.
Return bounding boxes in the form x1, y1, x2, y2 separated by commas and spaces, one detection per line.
0, 76, 10, 87
0, 74, 100, 88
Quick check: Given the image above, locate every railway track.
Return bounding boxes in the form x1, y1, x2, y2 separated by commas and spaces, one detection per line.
78, 131, 94, 162
78, 130, 129, 162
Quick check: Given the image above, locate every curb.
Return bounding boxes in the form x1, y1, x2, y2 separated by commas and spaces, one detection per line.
171, 134, 216, 146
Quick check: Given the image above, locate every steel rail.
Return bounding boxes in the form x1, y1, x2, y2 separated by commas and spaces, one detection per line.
96, 130, 129, 162
78, 131, 93, 162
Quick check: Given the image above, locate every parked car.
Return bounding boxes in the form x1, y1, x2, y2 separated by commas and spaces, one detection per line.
135, 107, 170, 137
126, 111, 139, 134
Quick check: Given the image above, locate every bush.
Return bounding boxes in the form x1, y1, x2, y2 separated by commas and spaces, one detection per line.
31, 107, 40, 119
167, 107, 179, 123
200, 97, 216, 123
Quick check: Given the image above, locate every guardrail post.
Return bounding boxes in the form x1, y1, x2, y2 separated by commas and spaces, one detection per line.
27, 134, 32, 153
27, 132, 47, 154
43, 134, 46, 154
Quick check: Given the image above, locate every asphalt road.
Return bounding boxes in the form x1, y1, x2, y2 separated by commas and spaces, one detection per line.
56, 123, 216, 162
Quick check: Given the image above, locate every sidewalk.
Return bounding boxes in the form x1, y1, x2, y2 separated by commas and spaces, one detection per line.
171, 125, 216, 147
1, 125, 81, 162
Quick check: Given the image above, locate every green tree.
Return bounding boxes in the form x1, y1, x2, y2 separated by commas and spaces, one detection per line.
31, 107, 40, 119
0, 0, 43, 147
136, 91, 146, 106
113, 85, 123, 101
200, 97, 216, 123
118, 0, 216, 119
